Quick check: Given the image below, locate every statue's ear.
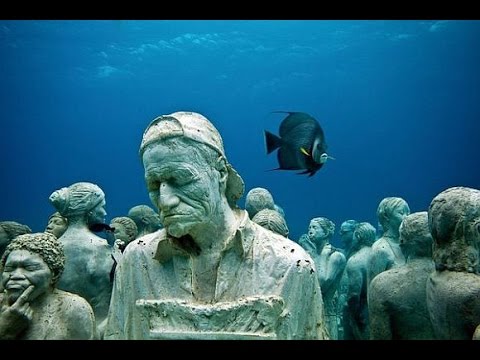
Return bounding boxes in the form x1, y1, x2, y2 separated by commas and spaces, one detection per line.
215, 156, 229, 191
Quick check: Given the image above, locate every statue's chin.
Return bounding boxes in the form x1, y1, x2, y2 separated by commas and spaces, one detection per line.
166, 224, 189, 238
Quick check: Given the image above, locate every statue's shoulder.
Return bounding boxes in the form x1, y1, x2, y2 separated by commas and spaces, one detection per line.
122, 229, 166, 260
251, 221, 316, 272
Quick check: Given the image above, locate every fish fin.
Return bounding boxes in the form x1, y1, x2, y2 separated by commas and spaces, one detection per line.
300, 147, 311, 156
264, 130, 282, 154
296, 169, 312, 175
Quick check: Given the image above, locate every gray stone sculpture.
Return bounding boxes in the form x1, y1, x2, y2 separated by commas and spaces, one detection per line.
426, 187, 480, 340
49, 182, 114, 338
245, 187, 275, 219
45, 212, 68, 239
105, 111, 327, 340
0, 232, 96, 339
339, 220, 358, 259
345, 222, 375, 340
336, 219, 358, 340
299, 217, 346, 339
369, 212, 435, 339
110, 216, 138, 251
127, 205, 162, 239
337, 220, 358, 340
109, 216, 138, 266
252, 208, 289, 238
368, 197, 410, 284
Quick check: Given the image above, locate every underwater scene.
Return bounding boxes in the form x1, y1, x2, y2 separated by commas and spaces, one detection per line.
0, 20, 479, 340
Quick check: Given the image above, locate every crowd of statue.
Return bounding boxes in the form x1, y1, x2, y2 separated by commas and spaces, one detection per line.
1, 111, 479, 340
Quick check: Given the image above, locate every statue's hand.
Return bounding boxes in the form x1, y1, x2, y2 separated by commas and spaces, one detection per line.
0, 285, 34, 339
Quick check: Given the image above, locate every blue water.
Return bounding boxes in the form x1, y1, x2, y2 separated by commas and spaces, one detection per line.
1, 20, 479, 246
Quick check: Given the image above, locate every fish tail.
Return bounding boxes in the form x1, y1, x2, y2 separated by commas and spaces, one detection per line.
264, 130, 282, 154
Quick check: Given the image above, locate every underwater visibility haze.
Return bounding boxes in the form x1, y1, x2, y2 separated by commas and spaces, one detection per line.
0, 20, 479, 246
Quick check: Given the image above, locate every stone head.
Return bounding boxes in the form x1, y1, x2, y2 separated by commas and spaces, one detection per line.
429, 187, 480, 273
245, 187, 275, 219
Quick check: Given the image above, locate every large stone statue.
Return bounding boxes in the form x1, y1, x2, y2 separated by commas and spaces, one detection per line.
127, 205, 162, 239
105, 111, 327, 340
369, 212, 435, 339
0, 221, 32, 258
345, 222, 375, 340
49, 182, 114, 337
368, 197, 410, 284
426, 187, 480, 340
299, 217, 346, 339
252, 208, 289, 238
45, 212, 68, 239
0, 233, 96, 339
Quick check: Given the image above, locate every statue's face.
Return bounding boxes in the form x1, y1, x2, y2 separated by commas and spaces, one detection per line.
112, 223, 130, 243
388, 204, 410, 232
45, 216, 68, 239
143, 140, 222, 238
340, 227, 354, 247
2, 250, 52, 305
308, 221, 326, 242
88, 200, 107, 225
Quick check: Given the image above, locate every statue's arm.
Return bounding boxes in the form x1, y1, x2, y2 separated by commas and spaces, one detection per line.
367, 246, 388, 285
322, 251, 346, 294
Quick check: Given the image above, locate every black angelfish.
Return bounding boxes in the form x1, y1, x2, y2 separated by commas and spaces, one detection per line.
264, 111, 334, 177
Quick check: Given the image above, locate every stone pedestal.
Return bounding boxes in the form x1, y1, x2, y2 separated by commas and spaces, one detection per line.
136, 296, 284, 340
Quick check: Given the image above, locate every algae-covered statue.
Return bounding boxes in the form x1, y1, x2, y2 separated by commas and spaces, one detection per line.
0, 232, 96, 339
369, 212, 435, 339
45, 212, 68, 239
127, 205, 162, 239
49, 182, 114, 337
344, 222, 375, 340
426, 187, 480, 340
105, 111, 327, 340
299, 217, 345, 339
368, 197, 410, 284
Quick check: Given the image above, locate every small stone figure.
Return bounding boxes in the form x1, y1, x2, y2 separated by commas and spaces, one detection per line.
336, 219, 358, 340
426, 187, 480, 340
299, 216, 346, 339
368, 197, 410, 284
252, 208, 289, 238
369, 212, 435, 339
0, 232, 96, 339
49, 181, 114, 338
45, 212, 68, 239
127, 205, 162, 239
244, 187, 275, 219
345, 222, 375, 340
109, 216, 138, 253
